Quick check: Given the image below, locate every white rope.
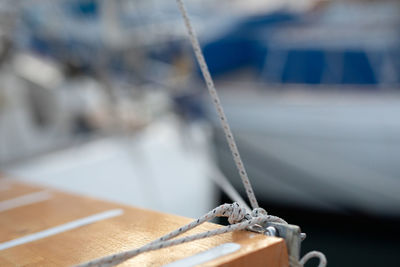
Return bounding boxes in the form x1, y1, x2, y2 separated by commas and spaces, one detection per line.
175, 0, 259, 210
75, 2, 327, 266
300, 251, 327, 267
209, 172, 327, 267
75, 203, 284, 267
174, 2, 327, 266
74, 202, 325, 267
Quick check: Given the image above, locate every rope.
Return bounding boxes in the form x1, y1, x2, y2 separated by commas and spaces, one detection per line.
74, 202, 325, 267
176, 0, 259, 210
209, 170, 326, 267
174, 2, 327, 266
75, 203, 284, 267
300, 251, 327, 267
75, 2, 327, 266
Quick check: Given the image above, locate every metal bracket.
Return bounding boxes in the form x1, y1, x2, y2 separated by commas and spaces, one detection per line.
265, 222, 302, 262
249, 222, 303, 265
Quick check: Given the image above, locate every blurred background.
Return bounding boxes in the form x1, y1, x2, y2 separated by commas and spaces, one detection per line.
0, 0, 399, 266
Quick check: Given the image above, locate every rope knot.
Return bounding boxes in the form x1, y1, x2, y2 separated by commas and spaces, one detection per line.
251, 207, 267, 217
227, 202, 247, 224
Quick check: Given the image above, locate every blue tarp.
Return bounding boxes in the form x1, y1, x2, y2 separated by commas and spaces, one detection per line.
201, 10, 400, 85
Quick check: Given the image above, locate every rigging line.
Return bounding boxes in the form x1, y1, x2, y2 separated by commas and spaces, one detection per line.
176, 0, 259, 209
75, 203, 286, 267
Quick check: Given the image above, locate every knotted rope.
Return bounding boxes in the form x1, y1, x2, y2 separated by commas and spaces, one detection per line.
75, 203, 324, 267
76, 1, 328, 266
75, 203, 284, 267
174, 1, 327, 266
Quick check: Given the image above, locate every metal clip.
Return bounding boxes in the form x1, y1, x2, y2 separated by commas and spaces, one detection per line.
250, 222, 304, 266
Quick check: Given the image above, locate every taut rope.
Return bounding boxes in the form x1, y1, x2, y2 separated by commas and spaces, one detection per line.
176, 0, 259, 210
75, 1, 327, 266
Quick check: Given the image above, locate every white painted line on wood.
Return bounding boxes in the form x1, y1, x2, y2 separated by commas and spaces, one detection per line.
0, 190, 52, 213
0, 209, 124, 251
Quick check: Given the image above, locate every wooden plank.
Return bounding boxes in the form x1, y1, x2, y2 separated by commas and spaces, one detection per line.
0, 179, 288, 266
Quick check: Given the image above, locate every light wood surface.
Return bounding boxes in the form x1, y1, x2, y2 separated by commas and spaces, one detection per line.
0, 177, 288, 266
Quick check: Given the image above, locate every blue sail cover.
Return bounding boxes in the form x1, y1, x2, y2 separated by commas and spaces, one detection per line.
201, 4, 400, 86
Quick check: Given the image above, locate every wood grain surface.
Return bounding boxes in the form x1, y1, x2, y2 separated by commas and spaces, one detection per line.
0, 177, 288, 266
